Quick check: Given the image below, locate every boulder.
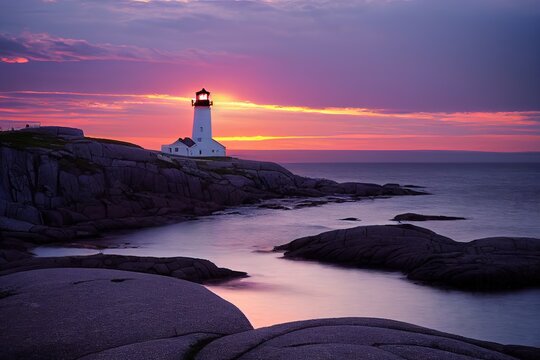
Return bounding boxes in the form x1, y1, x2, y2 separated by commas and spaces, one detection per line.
196, 318, 537, 360
0, 253, 246, 284
392, 212, 466, 221
275, 224, 540, 290
0, 268, 252, 360
0, 216, 34, 232
20, 126, 84, 139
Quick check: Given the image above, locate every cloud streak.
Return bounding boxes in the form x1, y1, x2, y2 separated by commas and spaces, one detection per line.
4, 90, 537, 126
1, 0, 539, 112
1, 90, 538, 151
0, 32, 244, 64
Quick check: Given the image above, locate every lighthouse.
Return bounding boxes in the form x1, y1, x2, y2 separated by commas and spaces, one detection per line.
161, 88, 226, 157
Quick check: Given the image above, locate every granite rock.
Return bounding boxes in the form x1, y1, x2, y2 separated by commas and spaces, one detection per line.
0, 268, 252, 360
0, 127, 424, 243
1, 269, 538, 360
0, 253, 247, 283
392, 212, 466, 221
196, 318, 537, 360
275, 224, 540, 290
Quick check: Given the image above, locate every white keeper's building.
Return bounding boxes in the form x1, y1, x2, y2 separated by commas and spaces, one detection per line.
161, 88, 226, 157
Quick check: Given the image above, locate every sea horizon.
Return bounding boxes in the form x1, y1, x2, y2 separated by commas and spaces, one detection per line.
228, 149, 540, 163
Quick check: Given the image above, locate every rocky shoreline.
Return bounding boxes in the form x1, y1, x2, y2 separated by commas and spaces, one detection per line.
2, 126, 539, 359
275, 224, 540, 291
0, 253, 246, 284
0, 126, 423, 247
1, 268, 539, 360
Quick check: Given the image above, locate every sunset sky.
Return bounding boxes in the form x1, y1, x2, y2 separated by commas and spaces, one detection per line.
1, 0, 539, 151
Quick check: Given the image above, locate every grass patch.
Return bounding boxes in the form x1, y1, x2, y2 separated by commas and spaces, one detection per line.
85, 137, 142, 148
0, 131, 66, 150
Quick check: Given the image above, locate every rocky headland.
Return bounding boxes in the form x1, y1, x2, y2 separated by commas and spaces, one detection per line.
275, 224, 540, 291
0, 126, 423, 247
1, 268, 538, 360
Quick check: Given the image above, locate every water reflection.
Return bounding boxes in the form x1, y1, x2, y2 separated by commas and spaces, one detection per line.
35, 204, 540, 346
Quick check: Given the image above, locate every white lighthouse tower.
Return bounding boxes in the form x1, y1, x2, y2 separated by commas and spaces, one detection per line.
192, 88, 214, 145
161, 88, 226, 157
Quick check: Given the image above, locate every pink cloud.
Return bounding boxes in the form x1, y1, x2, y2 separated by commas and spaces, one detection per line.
1, 90, 539, 152
0, 56, 29, 64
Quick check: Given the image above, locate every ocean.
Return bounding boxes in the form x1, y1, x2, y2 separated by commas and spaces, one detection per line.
35, 163, 540, 346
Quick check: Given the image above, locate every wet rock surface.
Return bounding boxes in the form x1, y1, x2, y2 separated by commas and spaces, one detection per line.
0, 127, 424, 244
0, 253, 246, 283
392, 212, 466, 221
1, 269, 537, 360
275, 224, 540, 290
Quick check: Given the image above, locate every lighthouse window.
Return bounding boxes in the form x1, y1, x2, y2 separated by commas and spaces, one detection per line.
199, 150, 202, 155
197, 137, 201, 142
200, 126, 203, 132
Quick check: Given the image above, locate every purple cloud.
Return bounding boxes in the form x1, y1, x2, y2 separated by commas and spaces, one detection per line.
0, 32, 244, 64
0, 0, 539, 113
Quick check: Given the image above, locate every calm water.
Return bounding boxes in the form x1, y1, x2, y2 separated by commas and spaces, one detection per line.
35, 163, 540, 346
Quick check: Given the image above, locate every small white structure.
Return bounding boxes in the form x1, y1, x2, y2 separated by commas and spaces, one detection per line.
161, 88, 226, 157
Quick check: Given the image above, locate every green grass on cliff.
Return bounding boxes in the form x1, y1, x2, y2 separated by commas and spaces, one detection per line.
0, 131, 66, 150
85, 137, 142, 148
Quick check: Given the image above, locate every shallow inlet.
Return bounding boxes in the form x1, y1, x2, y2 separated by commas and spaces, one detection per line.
34, 163, 540, 347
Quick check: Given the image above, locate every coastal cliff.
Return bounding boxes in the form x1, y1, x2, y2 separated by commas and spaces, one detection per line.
0, 126, 421, 244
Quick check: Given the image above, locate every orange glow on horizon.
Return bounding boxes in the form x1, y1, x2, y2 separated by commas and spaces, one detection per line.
1, 90, 539, 152
5, 90, 535, 126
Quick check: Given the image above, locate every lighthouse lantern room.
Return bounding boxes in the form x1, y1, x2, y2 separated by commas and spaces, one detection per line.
161, 88, 226, 157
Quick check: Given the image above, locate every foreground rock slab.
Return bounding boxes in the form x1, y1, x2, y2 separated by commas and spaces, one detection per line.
196, 318, 537, 360
275, 224, 540, 290
1, 268, 538, 360
0, 253, 246, 283
0, 268, 253, 360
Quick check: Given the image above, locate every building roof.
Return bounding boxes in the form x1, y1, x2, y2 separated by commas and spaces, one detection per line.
179, 137, 196, 147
